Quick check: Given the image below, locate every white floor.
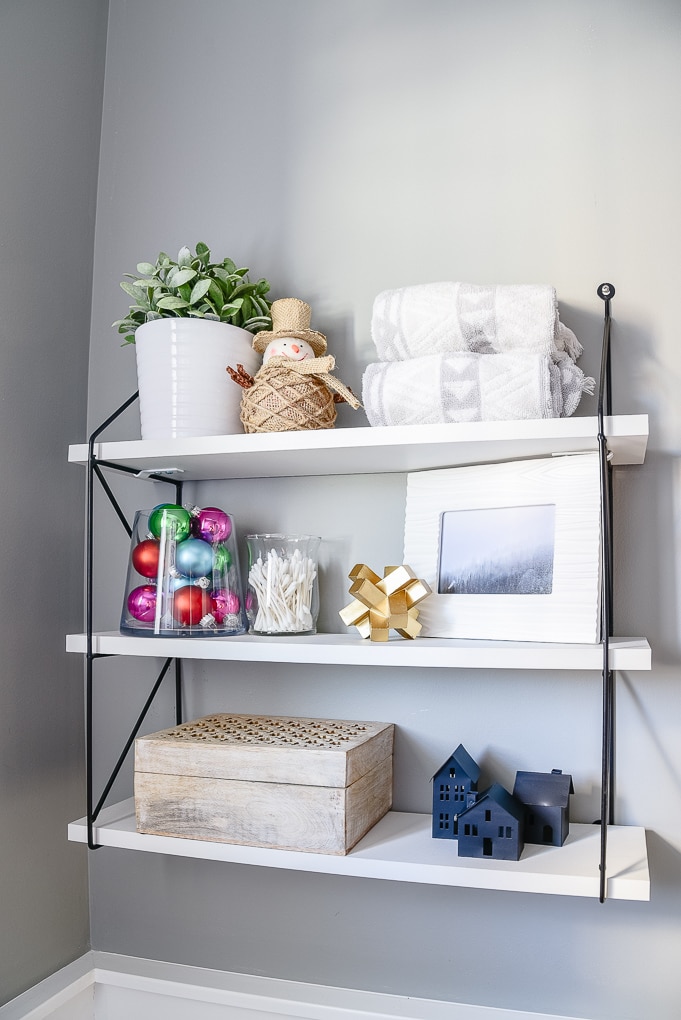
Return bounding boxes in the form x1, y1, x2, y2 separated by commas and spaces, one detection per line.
0, 952, 588, 1020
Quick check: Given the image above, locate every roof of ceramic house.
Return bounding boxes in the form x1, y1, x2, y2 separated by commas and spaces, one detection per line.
457, 782, 525, 824
432, 743, 481, 783
513, 770, 574, 808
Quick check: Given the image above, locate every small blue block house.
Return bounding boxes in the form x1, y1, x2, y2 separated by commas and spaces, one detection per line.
512, 769, 574, 847
431, 744, 481, 839
456, 782, 526, 861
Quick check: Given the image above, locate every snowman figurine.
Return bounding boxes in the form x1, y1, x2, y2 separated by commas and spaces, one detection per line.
227, 297, 360, 434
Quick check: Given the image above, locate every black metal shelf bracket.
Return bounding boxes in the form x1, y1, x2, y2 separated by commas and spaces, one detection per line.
85, 393, 184, 850
596, 282, 615, 902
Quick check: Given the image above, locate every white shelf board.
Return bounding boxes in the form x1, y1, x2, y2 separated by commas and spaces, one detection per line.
68, 799, 649, 901
68, 415, 648, 480
66, 632, 651, 670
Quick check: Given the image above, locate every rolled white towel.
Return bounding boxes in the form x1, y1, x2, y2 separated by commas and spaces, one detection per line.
362, 351, 594, 428
370, 282, 583, 363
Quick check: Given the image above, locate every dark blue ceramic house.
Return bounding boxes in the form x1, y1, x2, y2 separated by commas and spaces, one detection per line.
456, 783, 526, 861
431, 744, 481, 839
512, 769, 574, 847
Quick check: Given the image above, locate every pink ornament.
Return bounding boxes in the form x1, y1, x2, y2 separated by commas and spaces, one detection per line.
192, 506, 232, 543
127, 584, 157, 623
210, 588, 241, 623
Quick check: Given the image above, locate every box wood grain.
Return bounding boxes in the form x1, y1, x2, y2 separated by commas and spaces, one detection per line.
134, 713, 394, 854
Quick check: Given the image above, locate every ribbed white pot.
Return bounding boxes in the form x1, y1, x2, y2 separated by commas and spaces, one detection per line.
134, 319, 261, 439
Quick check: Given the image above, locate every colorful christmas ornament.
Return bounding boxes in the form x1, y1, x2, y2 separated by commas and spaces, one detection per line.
172, 585, 212, 626
127, 584, 157, 623
167, 572, 198, 592
175, 537, 214, 578
148, 503, 191, 542
191, 506, 232, 543
210, 589, 241, 623
213, 542, 233, 573
339, 564, 432, 641
131, 538, 160, 578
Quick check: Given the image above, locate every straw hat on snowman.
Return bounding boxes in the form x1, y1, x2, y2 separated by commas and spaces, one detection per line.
227, 297, 360, 434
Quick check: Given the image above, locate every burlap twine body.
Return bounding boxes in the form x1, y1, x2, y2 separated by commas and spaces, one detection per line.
239, 355, 361, 434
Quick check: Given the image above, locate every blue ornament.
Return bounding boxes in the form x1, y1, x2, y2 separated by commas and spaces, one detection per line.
175, 537, 214, 578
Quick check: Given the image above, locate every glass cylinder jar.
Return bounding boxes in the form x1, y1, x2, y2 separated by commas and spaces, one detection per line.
120, 504, 248, 637
246, 534, 320, 635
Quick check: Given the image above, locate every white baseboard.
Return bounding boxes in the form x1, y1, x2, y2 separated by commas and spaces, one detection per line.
0, 955, 94, 1020
0, 951, 586, 1020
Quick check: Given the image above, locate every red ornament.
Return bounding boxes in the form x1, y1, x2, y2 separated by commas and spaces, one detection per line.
132, 538, 160, 578
171, 585, 212, 626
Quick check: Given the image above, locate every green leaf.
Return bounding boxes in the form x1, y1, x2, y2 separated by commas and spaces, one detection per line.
243, 316, 272, 334
177, 246, 192, 267
229, 281, 256, 301
136, 262, 157, 276
166, 267, 196, 288
250, 294, 270, 317
211, 267, 237, 287
120, 280, 148, 301
130, 277, 158, 288
189, 279, 212, 304
208, 280, 224, 308
156, 295, 190, 311
220, 258, 237, 275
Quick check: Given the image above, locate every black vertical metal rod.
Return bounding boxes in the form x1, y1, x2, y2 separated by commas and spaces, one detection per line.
175, 660, 183, 726
86, 392, 140, 850
596, 283, 615, 902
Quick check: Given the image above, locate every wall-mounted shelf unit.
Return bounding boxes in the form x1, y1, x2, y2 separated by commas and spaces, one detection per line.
67, 285, 650, 903
68, 800, 649, 901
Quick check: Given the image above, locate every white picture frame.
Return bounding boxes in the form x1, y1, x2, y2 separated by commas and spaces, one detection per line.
403, 453, 602, 644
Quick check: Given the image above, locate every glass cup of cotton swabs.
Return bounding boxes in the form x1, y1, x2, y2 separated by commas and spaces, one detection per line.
245, 535, 321, 635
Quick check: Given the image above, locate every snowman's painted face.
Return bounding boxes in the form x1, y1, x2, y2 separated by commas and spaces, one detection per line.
263, 337, 315, 364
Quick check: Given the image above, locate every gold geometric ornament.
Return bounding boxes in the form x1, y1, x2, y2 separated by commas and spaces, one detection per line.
339, 563, 432, 641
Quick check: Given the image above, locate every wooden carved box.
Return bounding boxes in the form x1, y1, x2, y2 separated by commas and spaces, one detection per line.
134, 713, 394, 855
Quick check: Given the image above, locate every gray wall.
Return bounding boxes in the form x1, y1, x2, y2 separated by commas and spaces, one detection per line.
0, 0, 108, 1006
85, 2, 681, 1018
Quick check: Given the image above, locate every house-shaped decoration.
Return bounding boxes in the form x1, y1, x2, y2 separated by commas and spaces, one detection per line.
456, 782, 525, 861
431, 744, 481, 840
512, 768, 574, 847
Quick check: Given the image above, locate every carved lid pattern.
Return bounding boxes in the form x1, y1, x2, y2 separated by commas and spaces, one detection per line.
152, 713, 381, 750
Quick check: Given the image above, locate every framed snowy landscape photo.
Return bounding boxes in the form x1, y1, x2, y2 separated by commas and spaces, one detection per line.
403, 453, 602, 644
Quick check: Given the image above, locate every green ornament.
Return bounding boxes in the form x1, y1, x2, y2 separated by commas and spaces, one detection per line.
213, 543, 233, 572
148, 504, 191, 542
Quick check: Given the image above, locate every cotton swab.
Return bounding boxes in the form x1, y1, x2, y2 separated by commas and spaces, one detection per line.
248, 547, 317, 633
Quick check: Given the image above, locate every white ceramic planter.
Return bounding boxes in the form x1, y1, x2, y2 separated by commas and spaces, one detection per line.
134, 319, 261, 439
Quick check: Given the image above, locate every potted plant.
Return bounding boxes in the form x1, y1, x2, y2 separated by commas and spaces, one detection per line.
114, 242, 272, 440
